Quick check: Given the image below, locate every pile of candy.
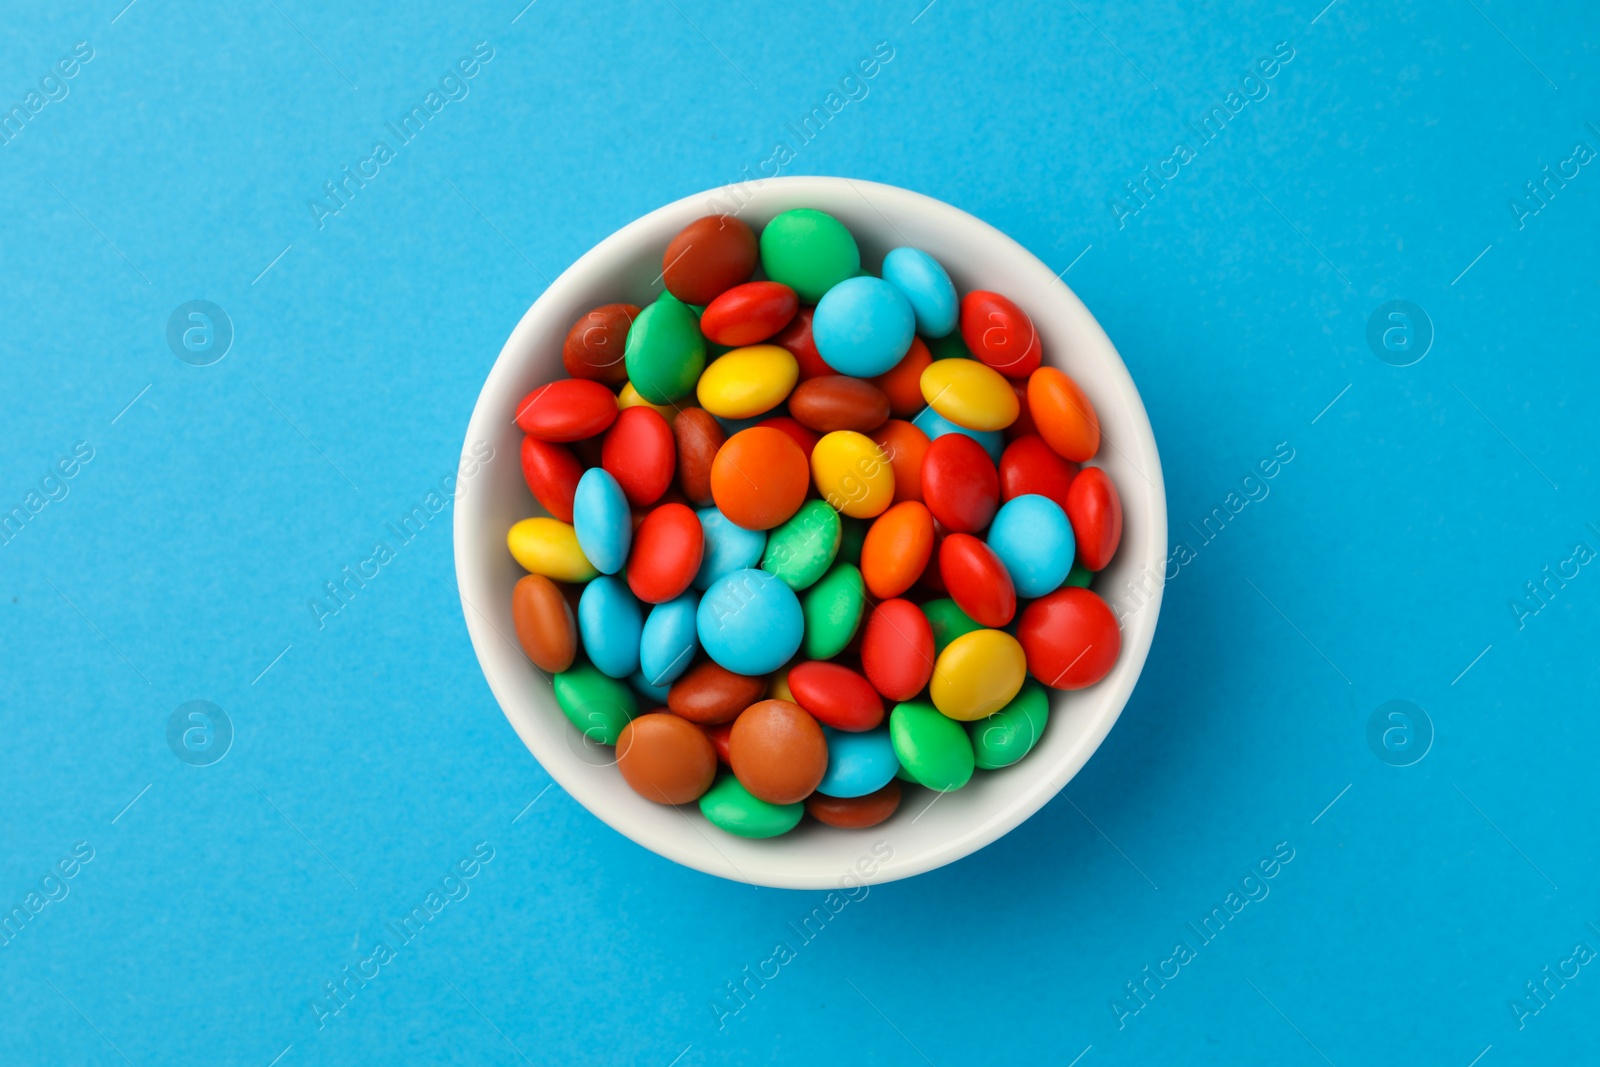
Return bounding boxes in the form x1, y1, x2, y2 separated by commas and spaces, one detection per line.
506, 208, 1124, 838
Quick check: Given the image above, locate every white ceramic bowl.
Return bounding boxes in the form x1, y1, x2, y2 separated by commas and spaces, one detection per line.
455, 177, 1166, 890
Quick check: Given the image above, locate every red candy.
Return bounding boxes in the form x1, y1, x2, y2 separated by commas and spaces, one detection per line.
699, 281, 799, 346
870, 337, 933, 418
786, 661, 885, 731
755, 416, 820, 457
999, 434, 1079, 513
960, 290, 1042, 379
562, 303, 637, 385
921, 433, 1000, 534
1017, 587, 1121, 690
662, 215, 758, 306
770, 306, 833, 380
519, 436, 583, 523
515, 379, 618, 442
602, 406, 676, 506
1066, 466, 1123, 572
704, 721, 733, 764
938, 534, 1016, 627
859, 598, 935, 701
870, 420, 930, 504
626, 503, 704, 604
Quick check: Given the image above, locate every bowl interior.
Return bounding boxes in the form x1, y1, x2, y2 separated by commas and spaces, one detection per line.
454, 177, 1166, 890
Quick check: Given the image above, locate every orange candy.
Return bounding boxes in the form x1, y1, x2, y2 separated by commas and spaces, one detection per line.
710, 426, 810, 530
861, 501, 935, 600
1027, 367, 1100, 462
869, 336, 932, 418
869, 419, 930, 504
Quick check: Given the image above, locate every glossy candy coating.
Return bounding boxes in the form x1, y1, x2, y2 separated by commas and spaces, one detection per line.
515, 379, 618, 442
699, 281, 799, 346
563, 303, 638, 385
511, 574, 577, 673
912, 404, 1005, 464
870, 337, 933, 418
552, 662, 638, 746
694, 507, 767, 590
1017, 587, 1121, 689
929, 628, 1027, 721
921, 598, 982, 656
571, 468, 632, 575
815, 726, 898, 798
870, 419, 930, 504
959, 290, 1041, 379
704, 721, 734, 764
627, 503, 704, 604
860, 598, 935, 702
1064, 561, 1094, 588
787, 661, 885, 731
625, 295, 706, 403
967, 680, 1049, 769
602, 405, 676, 507
1027, 367, 1101, 462
520, 436, 584, 523
770, 305, 832, 380
616, 381, 677, 425
938, 533, 1016, 627
811, 431, 894, 519
711, 426, 811, 530
508, 517, 598, 582
695, 344, 798, 419
617, 712, 717, 804
921, 433, 1000, 534
761, 499, 841, 591
662, 215, 758, 306
759, 209, 860, 303
729, 699, 829, 805
1065, 466, 1123, 571
673, 408, 726, 505
919, 358, 1020, 432
806, 781, 901, 828
629, 671, 672, 706
889, 700, 974, 790
788, 375, 891, 434
639, 592, 701, 687
578, 575, 643, 678
999, 434, 1078, 512
812, 276, 916, 377
882, 247, 958, 338
987, 494, 1074, 598
801, 562, 866, 660
697, 568, 804, 675
861, 500, 935, 600
667, 660, 767, 725
699, 774, 803, 838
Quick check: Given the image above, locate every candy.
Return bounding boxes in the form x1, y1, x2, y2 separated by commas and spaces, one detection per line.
1065, 466, 1123, 571
919, 358, 1020, 432
705, 721, 734, 764
787, 660, 885, 731
697, 568, 804, 675
986, 494, 1074, 598
801, 562, 866, 660
694, 507, 766, 590
806, 781, 901, 828
759, 209, 860, 303
617, 713, 717, 804
520, 436, 584, 523
757, 415, 820, 457
938, 534, 1016, 627
869, 337, 933, 418
812, 277, 916, 377
639, 591, 701, 687
515, 379, 618, 442
869, 419, 930, 504
695, 344, 799, 419
1064, 561, 1094, 588
860, 598, 935, 701
999, 434, 1078, 511
553, 662, 638, 746
838, 515, 868, 566
770, 305, 832, 380
627, 503, 704, 604
921, 598, 982, 655
729, 699, 828, 805
1027, 367, 1100, 462
815, 726, 898, 797
699, 281, 799, 346
929, 628, 1027, 720
959, 290, 1041, 379
911, 404, 1005, 463
616, 381, 678, 425
967, 680, 1048, 769
578, 575, 643, 678
597, 406, 675, 508
761, 499, 841, 591
881, 247, 958, 338
811, 430, 894, 519
624, 294, 706, 403
860, 500, 934, 600
699, 775, 803, 837
630, 670, 672, 706
663, 215, 758, 306
889, 700, 975, 790
673, 408, 726, 505
511, 574, 577, 673
711, 426, 810, 530
667, 660, 767, 724
788, 375, 891, 434
1017, 587, 1120, 689
921, 433, 999, 533
563, 303, 638, 385
508, 517, 598, 582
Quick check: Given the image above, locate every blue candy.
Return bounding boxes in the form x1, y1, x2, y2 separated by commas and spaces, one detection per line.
571, 468, 631, 575
816, 726, 900, 798
628, 670, 672, 705
812, 276, 916, 377
696, 568, 803, 675
639, 591, 701, 687
987, 494, 1075, 597
577, 575, 642, 678
694, 507, 767, 590
882, 247, 957, 338
912, 405, 1004, 463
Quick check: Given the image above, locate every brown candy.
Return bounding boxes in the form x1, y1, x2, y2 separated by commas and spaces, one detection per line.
662, 215, 758, 306
616, 713, 716, 805
673, 408, 726, 506
562, 303, 638, 386
806, 781, 901, 829
728, 699, 828, 805
667, 661, 767, 724
787, 376, 891, 434
511, 574, 577, 673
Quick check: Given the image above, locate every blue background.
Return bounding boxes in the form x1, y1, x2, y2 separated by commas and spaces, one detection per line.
1, 1, 1595, 1064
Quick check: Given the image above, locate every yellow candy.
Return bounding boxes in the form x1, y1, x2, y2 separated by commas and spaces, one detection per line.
695, 345, 798, 419
811, 431, 894, 519
768, 660, 799, 702
930, 629, 1027, 720
507, 517, 598, 582
618, 381, 678, 425
919, 359, 1020, 432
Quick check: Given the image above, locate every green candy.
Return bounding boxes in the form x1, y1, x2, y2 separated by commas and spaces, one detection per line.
699, 775, 803, 838
1064, 561, 1094, 587
967, 681, 1049, 770
801, 562, 865, 660
624, 294, 705, 402
895, 763, 918, 783
837, 515, 868, 566
761, 500, 840, 591
928, 331, 973, 361
552, 662, 638, 746
759, 209, 860, 303
922, 598, 983, 655
889, 700, 975, 791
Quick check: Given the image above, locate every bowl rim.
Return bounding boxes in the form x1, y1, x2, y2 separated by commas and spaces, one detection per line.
454, 175, 1167, 889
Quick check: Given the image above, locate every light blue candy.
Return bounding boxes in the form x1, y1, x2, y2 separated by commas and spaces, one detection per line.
882, 247, 957, 338
572, 468, 631, 575
577, 575, 642, 678
912, 405, 1004, 463
987, 494, 1075, 598
639, 591, 700, 687
696, 568, 803, 675
628, 670, 672, 705
816, 726, 899, 798
694, 507, 767, 590
812, 276, 916, 377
